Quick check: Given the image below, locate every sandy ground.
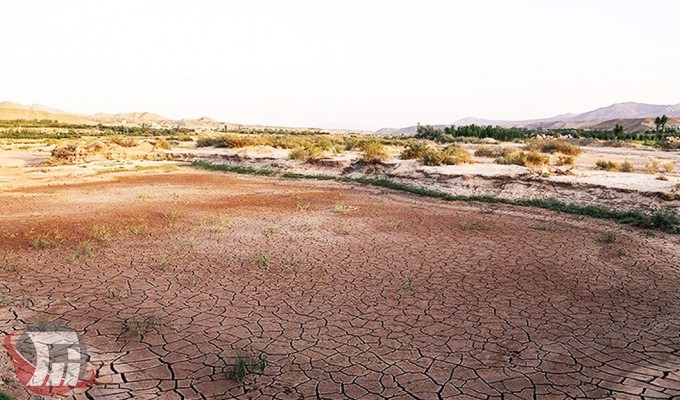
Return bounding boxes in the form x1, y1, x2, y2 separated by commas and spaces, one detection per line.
1, 167, 680, 399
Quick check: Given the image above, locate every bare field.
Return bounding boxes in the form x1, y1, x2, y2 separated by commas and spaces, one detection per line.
1, 167, 680, 399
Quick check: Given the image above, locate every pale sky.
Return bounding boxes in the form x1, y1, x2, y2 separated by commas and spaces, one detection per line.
2, 0, 679, 130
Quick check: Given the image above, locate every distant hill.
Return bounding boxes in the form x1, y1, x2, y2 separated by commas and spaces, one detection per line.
0, 102, 95, 125
377, 102, 680, 135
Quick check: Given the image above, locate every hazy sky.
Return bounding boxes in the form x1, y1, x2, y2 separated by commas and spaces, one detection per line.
2, 1, 679, 130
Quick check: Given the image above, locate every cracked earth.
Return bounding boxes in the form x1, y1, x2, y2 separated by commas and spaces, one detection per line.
1, 169, 680, 399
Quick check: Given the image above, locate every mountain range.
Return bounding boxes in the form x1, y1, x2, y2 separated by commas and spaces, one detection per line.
376, 102, 680, 135
1, 101, 679, 134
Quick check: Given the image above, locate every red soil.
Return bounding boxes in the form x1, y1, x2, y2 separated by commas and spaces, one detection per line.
1, 169, 679, 399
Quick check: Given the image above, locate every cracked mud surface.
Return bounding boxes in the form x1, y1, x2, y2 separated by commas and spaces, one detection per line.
1, 169, 680, 399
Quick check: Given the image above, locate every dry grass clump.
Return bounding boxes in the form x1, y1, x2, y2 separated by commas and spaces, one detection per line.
110, 136, 138, 148
154, 138, 172, 150
556, 155, 575, 166
400, 141, 433, 160
402, 142, 473, 166
474, 145, 505, 158
644, 160, 660, 174
595, 160, 622, 171
288, 146, 325, 160
496, 150, 549, 167
662, 161, 676, 173
620, 161, 634, 173
360, 142, 389, 164
526, 138, 582, 156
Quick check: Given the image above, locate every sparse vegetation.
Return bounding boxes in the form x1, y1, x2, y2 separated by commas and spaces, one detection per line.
0, 389, 13, 400
192, 161, 680, 233
226, 351, 267, 382
0, 295, 10, 308
496, 150, 549, 168
255, 251, 271, 271
595, 160, 622, 172
556, 155, 575, 166
360, 142, 388, 164
459, 220, 492, 231
474, 145, 504, 158
124, 316, 163, 336
600, 232, 617, 244
526, 138, 582, 156
91, 225, 112, 245
620, 161, 634, 173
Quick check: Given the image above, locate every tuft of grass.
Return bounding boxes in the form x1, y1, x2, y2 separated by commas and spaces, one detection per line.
226, 351, 267, 382
0, 295, 10, 308
30, 229, 64, 249
339, 226, 352, 235
124, 316, 163, 336
620, 161, 634, 173
333, 202, 348, 214
255, 251, 271, 271
165, 209, 181, 228
600, 232, 617, 244
402, 277, 413, 291
614, 248, 627, 258
556, 155, 575, 166
662, 161, 676, 173
595, 160, 622, 172
91, 225, 111, 245
644, 160, 661, 174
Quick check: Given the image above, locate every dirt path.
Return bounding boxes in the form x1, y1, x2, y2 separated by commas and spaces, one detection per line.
1, 169, 680, 399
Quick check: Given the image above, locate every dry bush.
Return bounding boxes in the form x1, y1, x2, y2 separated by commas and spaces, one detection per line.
288, 146, 324, 160
360, 143, 388, 163
595, 160, 622, 171
441, 144, 474, 165
526, 138, 582, 156
496, 150, 549, 167
154, 138, 172, 150
474, 145, 504, 158
662, 162, 676, 173
400, 141, 433, 160
644, 160, 661, 174
111, 136, 138, 148
556, 155, 575, 166
620, 160, 634, 173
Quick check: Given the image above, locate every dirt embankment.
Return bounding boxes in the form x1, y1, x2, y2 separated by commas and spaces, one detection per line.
185, 152, 680, 212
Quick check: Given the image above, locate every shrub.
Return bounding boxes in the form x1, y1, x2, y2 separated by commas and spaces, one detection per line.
596, 160, 622, 171
154, 138, 171, 150
644, 160, 661, 174
496, 150, 549, 167
474, 145, 504, 158
556, 155, 575, 166
0, 390, 12, 400
421, 148, 445, 166
400, 141, 432, 160
111, 136, 138, 148
360, 143, 388, 163
526, 138, 582, 156
620, 161, 634, 173
441, 144, 474, 165
288, 147, 308, 160
662, 161, 676, 173
227, 351, 267, 382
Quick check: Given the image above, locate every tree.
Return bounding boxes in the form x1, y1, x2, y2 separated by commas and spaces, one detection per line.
655, 116, 662, 131
614, 124, 625, 136
661, 115, 669, 132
